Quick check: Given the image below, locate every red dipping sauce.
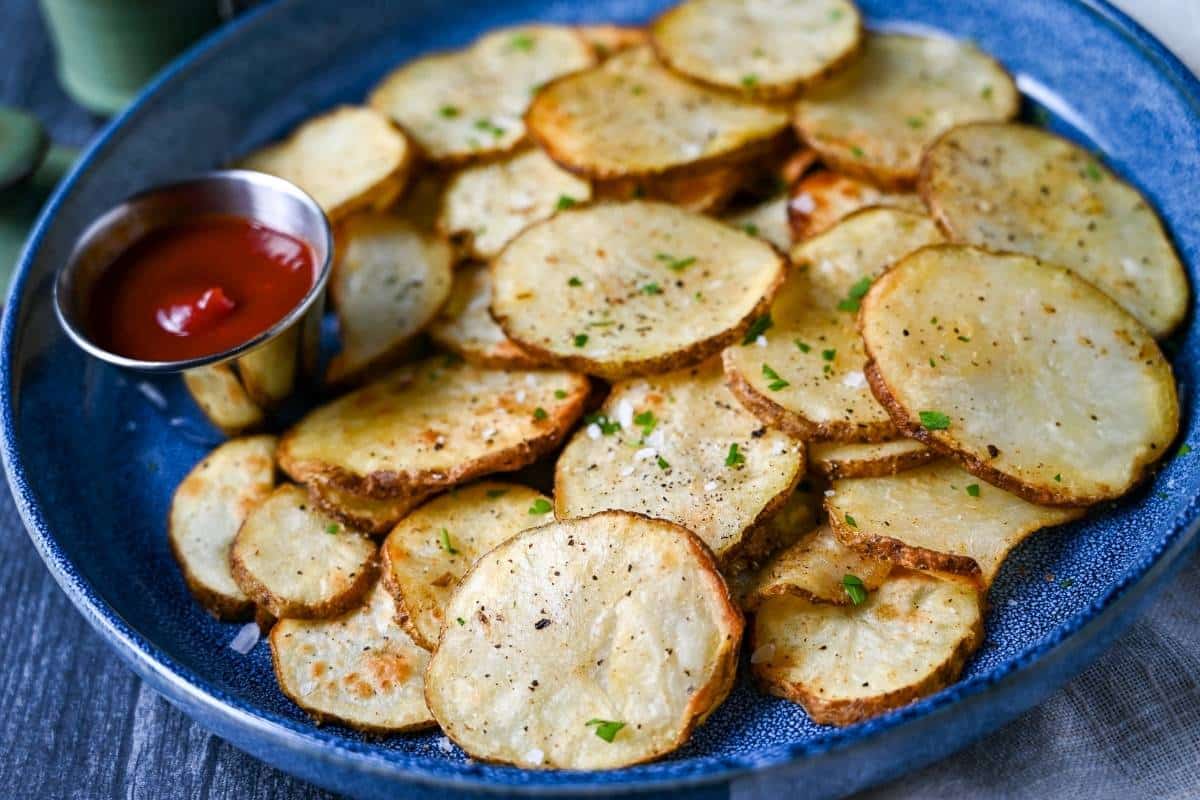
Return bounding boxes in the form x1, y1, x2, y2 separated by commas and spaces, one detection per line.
89, 216, 317, 362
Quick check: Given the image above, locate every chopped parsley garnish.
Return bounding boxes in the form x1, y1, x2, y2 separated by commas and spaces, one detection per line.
966, 483, 981, 497
1083, 162, 1103, 181
634, 410, 657, 437
741, 74, 759, 88
829, 8, 844, 20
509, 33, 535, 51
1178, 444, 1192, 457
656, 455, 671, 471
586, 719, 626, 743
555, 194, 577, 211
533, 407, 548, 421
844, 514, 858, 528
574, 333, 589, 348
821, 348, 836, 362
439, 105, 460, 118
528, 498, 553, 515
957, 335, 971, 342
842, 574, 867, 605
929, 358, 937, 368
642, 282, 663, 295
456, 617, 466, 626
631, 84, 645, 95
486, 489, 508, 499
568, 275, 582, 287
554, 389, 568, 399
851, 146, 865, 158
836, 276, 872, 312
726, 443, 745, 467
741, 222, 760, 236
473, 118, 505, 138
439, 528, 459, 555
656, 252, 697, 272
906, 116, 925, 129
795, 339, 811, 353
919, 410, 951, 430
981, 85, 994, 100
584, 413, 621, 435
1054, 473, 1062, 482
761, 363, 789, 391
325, 523, 340, 535
742, 313, 773, 345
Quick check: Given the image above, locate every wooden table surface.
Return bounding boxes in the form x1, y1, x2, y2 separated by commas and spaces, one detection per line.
1, 2, 1197, 799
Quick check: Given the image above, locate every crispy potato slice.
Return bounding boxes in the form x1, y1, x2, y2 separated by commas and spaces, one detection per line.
788, 169, 923, 240
240, 106, 413, 221
439, 148, 592, 260
577, 24, 647, 59
920, 122, 1189, 337
723, 208, 943, 441
231, 484, 379, 619
492, 201, 785, 379
370, 25, 595, 164
826, 460, 1084, 585
724, 193, 792, 251
183, 363, 265, 435
392, 171, 448, 234
307, 477, 431, 537
593, 161, 747, 214
526, 46, 789, 180
861, 246, 1179, 505
745, 523, 892, 609
809, 438, 934, 480
425, 511, 742, 769
169, 436, 277, 619
650, 0, 862, 99
428, 263, 542, 369
726, 483, 821, 579
236, 328, 298, 409
381, 481, 548, 649
271, 581, 435, 733
326, 213, 454, 385
752, 570, 982, 725
794, 34, 1018, 189
279, 357, 589, 498
555, 361, 804, 563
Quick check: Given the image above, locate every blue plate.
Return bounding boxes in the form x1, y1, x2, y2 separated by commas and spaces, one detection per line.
4, 1, 1200, 798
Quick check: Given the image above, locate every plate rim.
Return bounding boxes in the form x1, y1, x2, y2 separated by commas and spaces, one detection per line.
4, 0, 1200, 794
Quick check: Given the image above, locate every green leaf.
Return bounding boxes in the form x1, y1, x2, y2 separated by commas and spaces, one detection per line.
851, 145, 865, 158
794, 339, 811, 353
568, 276, 583, 287
485, 489, 508, 499
439, 105, 460, 118
842, 574, 867, 605
641, 282, 663, 295
822, 348, 836, 362
655, 252, 697, 272
439, 528, 459, 555
656, 455, 671, 471
742, 314, 773, 345
836, 276, 872, 312
1178, 444, 1192, 458
1083, 162, 1103, 181
509, 33, 535, 51
918, 410, 951, 430
456, 617, 466, 625
761, 363, 789, 391
585, 719, 626, 743
844, 514, 858, 528
584, 413, 621, 435
528, 498, 553, 515
554, 389, 568, 399
555, 194, 577, 211
574, 333, 588, 348
741, 74, 759, 88
325, 523, 340, 535
966, 484, 981, 497
740, 222, 759, 236
633, 410, 657, 437
725, 443, 745, 467
532, 407, 548, 421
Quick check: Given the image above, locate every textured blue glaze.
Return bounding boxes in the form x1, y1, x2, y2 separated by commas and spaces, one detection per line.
3, 0, 1200, 798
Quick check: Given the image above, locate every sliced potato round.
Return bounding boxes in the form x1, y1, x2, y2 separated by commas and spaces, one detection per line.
428, 263, 542, 369
727, 483, 821, 578
745, 523, 892, 609
439, 148, 591, 260
861, 246, 1180, 506
381, 482, 548, 649
327, 213, 454, 385
723, 208, 943, 441
369, 25, 595, 164
752, 570, 982, 725
809, 438, 934, 480
279, 357, 590, 499
920, 122, 1189, 337
236, 329, 299, 409
794, 34, 1018, 189
593, 161, 748, 214
724, 193, 792, 251
271, 581, 434, 732
526, 46, 789, 180
425, 511, 742, 769
826, 460, 1084, 585
555, 361, 804, 563
650, 0, 862, 99
788, 169, 923, 241
169, 436, 277, 619
240, 106, 413, 221
308, 477, 431, 537
183, 363, 264, 435
492, 201, 785, 379
576, 24, 647, 60
231, 484, 379, 619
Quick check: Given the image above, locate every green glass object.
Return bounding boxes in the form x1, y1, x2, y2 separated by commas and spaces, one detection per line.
0, 107, 48, 190
39, 0, 222, 116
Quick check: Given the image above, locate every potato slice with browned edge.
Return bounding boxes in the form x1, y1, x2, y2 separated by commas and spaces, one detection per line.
381, 482, 549, 649
861, 246, 1179, 506
370, 26, 595, 165
795, 34, 1018, 189
650, 0, 862, 99
308, 477, 431, 537
169, 435, 277, 619
809, 438, 934, 480
751, 570, 982, 725
271, 581, 434, 733
724, 193, 792, 251
727, 483, 821, 578
439, 148, 591, 260
279, 357, 590, 499
183, 363, 264, 435
527, 46, 789, 180
825, 460, 1084, 586
920, 122, 1189, 337
745, 523, 891, 609
788, 169, 923, 241
428, 264, 542, 369
555, 361, 804, 563
593, 161, 748, 214
492, 201, 785, 379
240, 106, 413, 221
723, 208, 942, 441
326, 214, 454, 385
425, 511, 742, 769
576, 24, 647, 60
236, 328, 299, 409
231, 484, 379, 619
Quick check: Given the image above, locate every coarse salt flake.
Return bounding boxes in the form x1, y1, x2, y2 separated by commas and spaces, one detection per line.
616, 399, 634, 429
586, 423, 602, 439
755, 335, 767, 347
620, 465, 635, 477
703, 480, 718, 492
634, 447, 657, 461
524, 748, 545, 764
842, 370, 866, 389
789, 193, 815, 214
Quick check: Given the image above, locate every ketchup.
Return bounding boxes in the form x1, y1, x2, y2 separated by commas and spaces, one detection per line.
89, 216, 316, 362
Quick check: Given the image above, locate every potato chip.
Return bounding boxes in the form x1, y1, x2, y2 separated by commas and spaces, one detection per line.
745, 523, 892, 609
492, 201, 785, 379
424, 511, 742, 769
794, 34, 1018, 188
920, 122, 1189, 337
576, 24, 647, 60
169, 435, 277, 619
725, 483, 821, 579
592, 161, 748, 214
183, 363, 265, 435
381, 481, 549, 649
809, 438, 934, 480
308, 477, 431, 537
861, 246, 1179, 505
236, 329, 299, 408
428, 263, 542, 369
788, 169, 923, 241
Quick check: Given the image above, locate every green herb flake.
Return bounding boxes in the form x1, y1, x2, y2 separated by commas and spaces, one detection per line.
439, 105, 460, 118
568, 275, 583, 287
528, 498, 553, 515
634, 410, 657, 437
509, 33, 535, 51
584, 413, 621, 435
656, 252, 697, 272
1054, 473, 1062, 482
795, 339, 811, 353
829, 8, 844, 21
966, 483, 981, 497
725, 443, 745, 467
851, 146, 865, 158
555, 194, 577, 211
486, 489, 508, 499
741, 74, 759, 88
325, 523, 340, 535
554, 389, 568, 399
740, 222, 760, 236
642, 282, 663, 295
473, 118, 504, 138
844, 513, 858, 529
906, 116, 925, 129
836, 276, 872, 312
533, 407, 548, 421
1083, 162, 1103, 181
981, 85, 994, 100
957, 335, 971, 342
741, 313, 774, 345
929, 357, 937, 368
456, 617, 466, 626
842, 574, 867, 605
656, 455, 671, 471
586, 719, 626, 743
439, 528, 459, 555
822, 348, 836, 362
919, 410, 951, 430
761, 363, 789, 391
1178, 444, 1192, 458
574, 333, 588, 348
